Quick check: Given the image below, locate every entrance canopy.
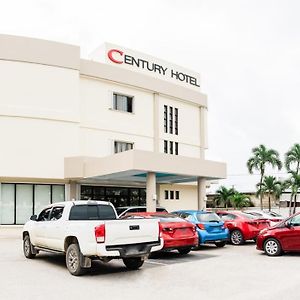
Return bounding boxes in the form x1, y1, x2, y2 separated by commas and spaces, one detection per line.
65, 150, 226, 184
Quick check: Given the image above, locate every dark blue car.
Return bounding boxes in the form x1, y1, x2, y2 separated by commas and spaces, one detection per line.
172, 210, 229, 247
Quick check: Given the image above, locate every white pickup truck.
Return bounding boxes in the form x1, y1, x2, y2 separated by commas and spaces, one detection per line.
22, 200, 162, 275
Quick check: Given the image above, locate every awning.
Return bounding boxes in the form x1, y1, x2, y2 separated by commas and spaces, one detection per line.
64, 150, 226, 184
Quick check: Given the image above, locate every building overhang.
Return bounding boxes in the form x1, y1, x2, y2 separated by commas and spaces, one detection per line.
65, 150, 226, 185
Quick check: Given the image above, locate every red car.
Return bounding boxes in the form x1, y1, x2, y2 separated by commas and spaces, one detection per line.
123, 212, 198, 254
216, 211, 270, 245
257, 212, 300, 256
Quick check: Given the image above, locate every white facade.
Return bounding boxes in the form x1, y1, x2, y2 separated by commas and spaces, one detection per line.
0, 34, 226, 224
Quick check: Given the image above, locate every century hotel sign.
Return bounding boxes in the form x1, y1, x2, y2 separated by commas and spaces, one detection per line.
89, 43, 201, 90
107, 49, 200, 88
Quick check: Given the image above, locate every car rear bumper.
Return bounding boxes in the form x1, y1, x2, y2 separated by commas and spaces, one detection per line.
198, 229, 229, 244
163, 236, 198, 250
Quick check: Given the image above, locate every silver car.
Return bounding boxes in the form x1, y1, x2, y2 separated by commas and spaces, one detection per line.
244, 210, 284, 226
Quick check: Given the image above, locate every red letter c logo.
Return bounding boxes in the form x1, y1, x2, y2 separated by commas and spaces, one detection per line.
107, 49, 123, 64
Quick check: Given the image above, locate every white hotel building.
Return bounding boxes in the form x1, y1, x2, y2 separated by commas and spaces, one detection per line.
0, 34, 226, 225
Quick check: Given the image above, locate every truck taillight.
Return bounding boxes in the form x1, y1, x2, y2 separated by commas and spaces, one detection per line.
95, 224, 105, 243
159, 223, 163, 238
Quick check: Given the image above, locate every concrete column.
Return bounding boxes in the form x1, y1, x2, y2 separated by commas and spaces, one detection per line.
197, 177, 206, 210
153, 93, 160, 153
146, 172, 157, 212
156, 183, 160, 206
199, 107, 208, 160
67, 181, 80, 201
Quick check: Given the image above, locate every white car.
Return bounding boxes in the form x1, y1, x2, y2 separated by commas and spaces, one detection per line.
23, 200, 162, 275
244, 210, 284, 226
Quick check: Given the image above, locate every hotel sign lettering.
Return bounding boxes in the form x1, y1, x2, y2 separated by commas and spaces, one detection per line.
107, 49, 200, 88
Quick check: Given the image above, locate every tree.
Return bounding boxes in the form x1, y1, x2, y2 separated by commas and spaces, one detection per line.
247, 145, 282, 210
214, 186, 235, 208
256, 176, 281, 212
285, 144, 300, 214
285, 171, 300, 215
229, 192, 251, 209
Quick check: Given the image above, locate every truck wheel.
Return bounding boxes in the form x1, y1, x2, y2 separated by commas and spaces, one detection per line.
123, 257, 144, 270
215, 241, 226, 248
66, 244, 85, 276
23, 235, 36, 259
178, 247, 191, 255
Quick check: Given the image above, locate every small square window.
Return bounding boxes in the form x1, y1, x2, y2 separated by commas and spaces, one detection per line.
170, 191, 174, 200
114, 141, 133, 153
165, 190, 169, 200
113, 93, 133, 113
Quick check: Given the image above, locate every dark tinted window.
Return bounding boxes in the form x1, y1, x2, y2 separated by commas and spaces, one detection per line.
69, 205, 116, 220
38, 207, 52, 221
197, 213, 221, 222
156, 207, 167, 212
50, 206, 64, 221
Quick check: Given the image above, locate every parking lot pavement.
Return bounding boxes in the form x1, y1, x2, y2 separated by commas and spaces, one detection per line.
1, 228, 300, 300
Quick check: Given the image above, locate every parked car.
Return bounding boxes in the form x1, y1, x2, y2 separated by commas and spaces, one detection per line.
256, 212, 300, 256
23, 200, 163, 275
244, 210, 284, 226
122, 212, 198, 254
172, 210, 229, 247
116, 206, 168, 218
216, 211, 270, 245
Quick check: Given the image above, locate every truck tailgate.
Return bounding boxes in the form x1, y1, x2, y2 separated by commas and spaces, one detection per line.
104, 219, 159, 246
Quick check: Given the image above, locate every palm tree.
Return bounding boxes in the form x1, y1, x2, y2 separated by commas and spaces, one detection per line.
229, 192, 251, 209
274, 180, 289, 203
285, 171, 300, 215
285, 144, 300, 214
214, 186, 235, 208
257, 176, 281, 212
247, 145, 282, 210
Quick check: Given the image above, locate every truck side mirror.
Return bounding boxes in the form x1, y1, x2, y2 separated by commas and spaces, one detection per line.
30, 215, 37, 221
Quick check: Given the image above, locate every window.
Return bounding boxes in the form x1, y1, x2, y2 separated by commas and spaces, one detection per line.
169, 106, 173, 134
175, 108, 178, 135
113, 93, 133, 113
37, 207, 52, 221
164, 105, 168, 133
175, 191, 180, 200
169, 141, 173, 154
170, 191, 174, 200
164, 140, 168, 153
114, 141, 133, 153
69, 204, 116, 221
164, 140, 178, 155
197, 213, 221, 223
163, 105, 178, 135
50, 206, 64, 221
290, 214, 300, 226
165, 190, 169, 199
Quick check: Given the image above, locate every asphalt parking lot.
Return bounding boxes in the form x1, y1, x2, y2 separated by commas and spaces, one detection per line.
1, 227, 300, 300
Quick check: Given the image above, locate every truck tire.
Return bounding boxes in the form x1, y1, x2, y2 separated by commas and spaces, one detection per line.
23, 235, 36, 259
123, 257, 144, 270
66, 244, 86, 276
